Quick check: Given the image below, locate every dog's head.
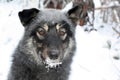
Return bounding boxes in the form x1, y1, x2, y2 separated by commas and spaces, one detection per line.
18, 6, 81, 68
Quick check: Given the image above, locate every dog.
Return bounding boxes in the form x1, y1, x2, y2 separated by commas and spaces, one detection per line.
43, 0, 71, 9
8, 5, 81, 80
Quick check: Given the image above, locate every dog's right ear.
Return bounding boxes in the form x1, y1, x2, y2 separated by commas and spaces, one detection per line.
18, 8, 39, 27
67, 3, 84, 26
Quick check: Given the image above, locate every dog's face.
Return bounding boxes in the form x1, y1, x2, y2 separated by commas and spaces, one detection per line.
18, 7, 80, 68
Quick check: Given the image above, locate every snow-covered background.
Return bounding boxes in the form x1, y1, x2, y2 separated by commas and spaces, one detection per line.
0, 0, 120, 80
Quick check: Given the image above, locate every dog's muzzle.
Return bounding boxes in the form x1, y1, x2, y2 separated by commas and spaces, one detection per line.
48, 50, 59, 60
41, 49, 63, 68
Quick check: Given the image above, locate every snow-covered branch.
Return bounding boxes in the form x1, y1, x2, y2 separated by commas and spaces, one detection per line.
95, 5, 120, 10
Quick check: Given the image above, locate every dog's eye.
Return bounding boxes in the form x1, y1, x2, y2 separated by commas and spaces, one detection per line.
59, 28, 66, 36
36, 28, 46, 39
37, 28, 46, 35
59, 28, 67, 40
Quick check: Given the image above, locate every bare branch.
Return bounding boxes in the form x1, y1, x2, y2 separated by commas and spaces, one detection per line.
95, 5, 120, 10
112, 27, 120, 37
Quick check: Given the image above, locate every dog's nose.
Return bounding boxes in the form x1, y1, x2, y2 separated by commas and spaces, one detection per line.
48, 50, 59, 60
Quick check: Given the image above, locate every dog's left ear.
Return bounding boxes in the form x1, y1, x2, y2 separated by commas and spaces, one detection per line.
67, 5, 83, 25
18, 8, 39, 27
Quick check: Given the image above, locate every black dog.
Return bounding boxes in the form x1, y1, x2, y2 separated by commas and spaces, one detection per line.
8, 5, 81, 80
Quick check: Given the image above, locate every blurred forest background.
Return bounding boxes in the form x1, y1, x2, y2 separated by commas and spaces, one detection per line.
0, 0, 120, 80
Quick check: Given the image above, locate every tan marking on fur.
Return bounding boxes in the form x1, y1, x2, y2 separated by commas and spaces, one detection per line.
26, 38, 42, 65
62, 33, 67, 40
64, 38, 75, 58
43, 23, 49, 31
56, 24, 61, 30
42, 47, 48, 59
56, 24, 67, 40
59, 28, 67, 40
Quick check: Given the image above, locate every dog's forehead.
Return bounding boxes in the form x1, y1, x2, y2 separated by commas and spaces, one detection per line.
37, 9, 68, 23
28, 9, 75, 34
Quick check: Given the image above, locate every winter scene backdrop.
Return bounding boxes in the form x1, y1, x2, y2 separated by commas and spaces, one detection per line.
0, 0, 120, 80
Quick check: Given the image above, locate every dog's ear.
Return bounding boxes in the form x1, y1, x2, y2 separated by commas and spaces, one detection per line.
18, 8, 39, 27
67, 4, 83, 25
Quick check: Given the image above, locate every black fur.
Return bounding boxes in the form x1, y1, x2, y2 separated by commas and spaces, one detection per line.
8, 6, 81, 80
18, 8, 39, 26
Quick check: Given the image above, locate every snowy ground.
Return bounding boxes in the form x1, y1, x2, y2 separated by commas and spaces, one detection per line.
0, 1, 120, 80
